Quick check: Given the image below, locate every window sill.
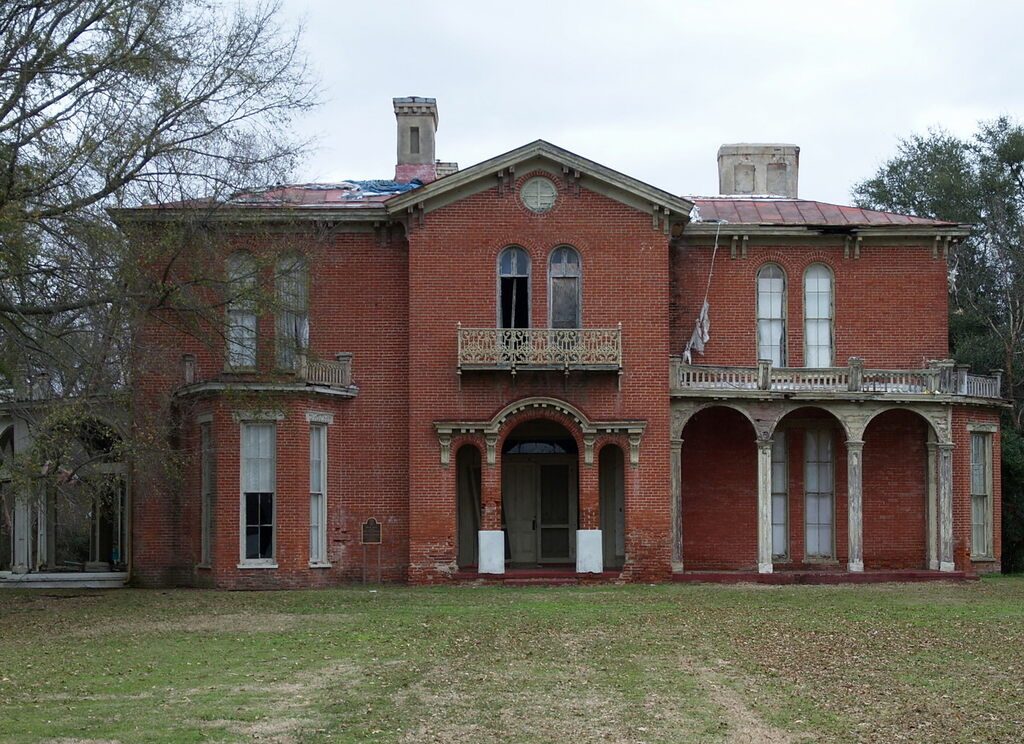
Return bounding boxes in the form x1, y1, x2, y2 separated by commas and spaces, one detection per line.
971, 556, 996, 562
237, 561, 278, 570
309, 561, 332, 569
196, 563, 212, 570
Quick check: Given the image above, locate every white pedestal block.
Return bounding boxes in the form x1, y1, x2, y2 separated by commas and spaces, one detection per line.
576, 530, 603, 574
478, 530, 505, 574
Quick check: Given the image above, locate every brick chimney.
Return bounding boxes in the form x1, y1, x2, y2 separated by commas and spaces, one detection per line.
394, 96, 438, 183
718, 144, 800, 197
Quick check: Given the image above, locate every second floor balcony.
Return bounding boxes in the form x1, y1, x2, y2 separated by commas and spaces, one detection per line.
457, 325, 623, 375
671, 357, 1003, 401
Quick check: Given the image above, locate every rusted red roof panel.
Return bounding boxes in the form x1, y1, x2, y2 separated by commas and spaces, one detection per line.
691, 198, 958, 227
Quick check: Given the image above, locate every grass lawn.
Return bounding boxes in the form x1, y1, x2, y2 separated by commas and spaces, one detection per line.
1, 578, 1023, 743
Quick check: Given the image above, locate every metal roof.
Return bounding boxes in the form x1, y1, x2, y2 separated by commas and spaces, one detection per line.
690, 197, 960, 227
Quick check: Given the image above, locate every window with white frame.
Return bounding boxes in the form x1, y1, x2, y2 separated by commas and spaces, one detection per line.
803, 264, 833, 367
757, 264, 787, 367
309, 423, 328, 565
199, 421, 213, 565
275, 253, 309, 371
970, 431, 994, 559
804, 428, 834, 558
241, 422, 275, 563
549, 246, 581, 329
771, 433, 788, 558
226, 251, 258, 368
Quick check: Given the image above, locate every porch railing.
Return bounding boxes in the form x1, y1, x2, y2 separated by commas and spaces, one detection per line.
300, 353, 354, 388
457, 325, 622, 374
671, 356, 1003, 399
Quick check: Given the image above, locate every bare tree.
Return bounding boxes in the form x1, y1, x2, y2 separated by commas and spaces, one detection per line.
0, 0, 317, 560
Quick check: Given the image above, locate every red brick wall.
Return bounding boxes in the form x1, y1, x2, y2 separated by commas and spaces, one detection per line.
671, 240, 949, 367
680, 406, 757, 570
131, 228, 410, 588
953, 405, 1002, 573
405, 173, 672, 581
862, 409, 928, 570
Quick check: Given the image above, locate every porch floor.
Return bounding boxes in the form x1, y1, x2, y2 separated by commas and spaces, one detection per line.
672, 569, 977, 585
0, 571, 128, 589
453, 567, 623, 585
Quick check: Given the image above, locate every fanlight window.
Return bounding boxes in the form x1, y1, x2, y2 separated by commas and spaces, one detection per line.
757, 263, 786, 367
498, 246, 530, 329
804, 264, 833, 367
549, 246, 581, 329
275, 253, 309, 370
225, 251, 257, 368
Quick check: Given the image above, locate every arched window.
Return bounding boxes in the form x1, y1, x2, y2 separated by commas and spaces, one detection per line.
756, 263, 786, 367
498, 246, 530, 329
548, 245, 581, 329
225, 251, 257, 368
803, 264, 833, 367
275, 253, 309, 370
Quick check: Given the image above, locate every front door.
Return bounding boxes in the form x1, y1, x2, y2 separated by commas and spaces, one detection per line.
502, 456, 577, 565
503, 461, 537, 564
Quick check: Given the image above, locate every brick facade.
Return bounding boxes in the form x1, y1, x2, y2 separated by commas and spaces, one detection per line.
125, 116, 1003, 588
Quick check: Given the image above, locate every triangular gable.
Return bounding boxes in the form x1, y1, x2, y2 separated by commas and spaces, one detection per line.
386, 140, 694, 233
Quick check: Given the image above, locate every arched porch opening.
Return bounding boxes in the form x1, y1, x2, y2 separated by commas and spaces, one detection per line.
680, 405, 758, 570
771, 406, 849, 568
599, 444, 625, 570
501, 419, 579, 567
455, 444, 482, 569
862, 408, 932, 570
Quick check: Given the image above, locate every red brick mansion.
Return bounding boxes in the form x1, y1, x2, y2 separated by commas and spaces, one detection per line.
112, 98, 1006, 587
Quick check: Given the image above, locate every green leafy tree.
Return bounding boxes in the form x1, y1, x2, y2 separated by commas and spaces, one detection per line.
853, 118, 1024, 571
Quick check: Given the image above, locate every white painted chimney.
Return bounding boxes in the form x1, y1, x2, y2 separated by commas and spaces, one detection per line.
718, 144, 800, 197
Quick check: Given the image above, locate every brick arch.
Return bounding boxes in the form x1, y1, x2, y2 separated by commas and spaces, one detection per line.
862, 405, 945, 444
672, 401, 760, 439
494, 405, 587, 456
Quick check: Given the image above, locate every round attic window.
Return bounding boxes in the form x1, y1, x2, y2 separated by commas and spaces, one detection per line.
521, 177, 557, 213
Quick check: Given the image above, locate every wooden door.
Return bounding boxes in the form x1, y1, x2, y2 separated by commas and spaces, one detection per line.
502, 460, 537, 564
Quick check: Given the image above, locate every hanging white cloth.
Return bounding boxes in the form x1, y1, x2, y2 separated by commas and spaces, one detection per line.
682, 220, 724, 364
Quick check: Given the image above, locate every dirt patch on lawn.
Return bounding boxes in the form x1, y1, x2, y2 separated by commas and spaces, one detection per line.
680, 658, 803, 743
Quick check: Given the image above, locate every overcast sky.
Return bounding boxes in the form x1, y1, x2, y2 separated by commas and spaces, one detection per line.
276, 0, 1023, 205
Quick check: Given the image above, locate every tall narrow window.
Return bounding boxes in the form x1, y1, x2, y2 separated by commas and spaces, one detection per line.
971, 431, 993, 559
771, 433, 788, 558
804, 428, 834, 559
757, 264, 787, 366
276, 253, 309, 370
199, 422, 213, 565
804, 264, 833, 367
226, 252, 257, 368
409, 126, 420, 155
309, 423, 328, 565
549, 246, 581, 329
241, 423, 275, 564
498, 246, 530, 328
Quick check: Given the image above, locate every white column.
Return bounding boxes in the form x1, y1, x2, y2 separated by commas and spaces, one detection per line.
926, 441, 939, 570
670, 438, 683, 572
477, 530, 505, 574
846, 440, 865, 572
12, 492, 31, 573
757, 439, 773, 574
937, 442, 955, 572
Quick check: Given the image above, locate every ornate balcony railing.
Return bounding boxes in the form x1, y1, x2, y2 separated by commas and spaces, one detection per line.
457, 325, 622, 374
671, 356, 1003, 400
